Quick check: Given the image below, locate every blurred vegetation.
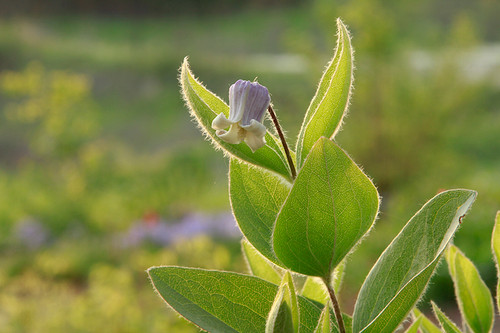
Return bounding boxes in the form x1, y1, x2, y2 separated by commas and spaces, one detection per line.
0, 0, 499, 330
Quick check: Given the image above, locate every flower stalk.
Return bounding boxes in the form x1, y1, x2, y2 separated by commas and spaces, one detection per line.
267, 105, 297, 180
322, 276, 346, 333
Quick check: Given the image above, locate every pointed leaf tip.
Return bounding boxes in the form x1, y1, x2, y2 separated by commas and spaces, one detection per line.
296, 18, 354, 167
446, 244, 494, 333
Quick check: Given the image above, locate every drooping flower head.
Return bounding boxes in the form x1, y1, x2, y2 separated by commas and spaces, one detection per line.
211, 80, 270, 152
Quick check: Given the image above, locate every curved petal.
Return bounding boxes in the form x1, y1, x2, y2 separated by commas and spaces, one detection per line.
212, 113, 233, 130
228, 80, 248, 123
242, 120, 267, 152
217, 124, 244, 144
240, 83, 270, 126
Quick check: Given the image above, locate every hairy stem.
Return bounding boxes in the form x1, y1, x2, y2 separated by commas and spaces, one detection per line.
267, 105, 297, 180
322, 277, 345, 333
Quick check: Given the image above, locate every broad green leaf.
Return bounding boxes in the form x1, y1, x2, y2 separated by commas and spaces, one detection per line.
431, 301, 462, 333
180, 58, 292, 180
230, 159, 290, 265
314, 305, 333, 333
352, 189, 477, 333
446, 245, 494, 333
148, 266, 323, 333
301, 277, 329, 305
413, 309, 442, 333
266, 282, 294, 333
296, 19, 354, 167
273, 137, 379, 278
242, 239, 283, 285
404, 316, 422, 333
492, 211, 500, 314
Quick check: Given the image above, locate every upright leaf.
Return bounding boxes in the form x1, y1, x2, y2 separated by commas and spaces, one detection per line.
492, 211, 500, 314
296, 19, 354, 167
230, 159, 290, 265
242, 239, 283, 285
412, 309, 442, 333
266, 283, 294, 333
273, 137, 379, 278
180, 58, 291, 179
431, 301, 462, 333
314, 305, 333, 333
404, 316, 423, 333
148, 266, 323, 333
276, 272, 300, 333
446, 245, 494, 333
352, 190, 477, 333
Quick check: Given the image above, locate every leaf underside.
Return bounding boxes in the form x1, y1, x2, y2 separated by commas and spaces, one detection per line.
353, 189, 477, 333
148, 266, 327, 333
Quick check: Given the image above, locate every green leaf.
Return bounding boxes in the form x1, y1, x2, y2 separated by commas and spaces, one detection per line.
403, 315, 422, 333
273, 137, 379, 278
266, 282, 294, 333
242, 239, 283, 285
431, 301, 462, 333
296, 19, 354, 167
180, 58, 291, 180
352, 189, 477, 333
445, 245, 494, 333
492, 211, 500, 314
283, 271, 300, 333
148, 266, 323, 333
301, 277, 329, 305
266, 272, 299, 333
230, 159, 290, 265
413, 308, 443, 333
314, 305, 333, 333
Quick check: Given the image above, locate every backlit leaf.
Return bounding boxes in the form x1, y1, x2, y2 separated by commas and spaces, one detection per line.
148, 266, 324, 333
446, 244, 494, 333
273, 137, 379, 278
431, 301, 462, 333
230, 159, 290, 265
296, 19, 354, 167
242, 239, 283, 285
352, 190, 477, 333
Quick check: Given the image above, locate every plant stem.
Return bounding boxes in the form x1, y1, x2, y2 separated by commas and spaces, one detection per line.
267, 105, 297, 180
322, 277, 346, 333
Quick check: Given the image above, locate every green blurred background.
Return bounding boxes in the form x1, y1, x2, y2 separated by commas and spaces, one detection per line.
0, 0, 499, 331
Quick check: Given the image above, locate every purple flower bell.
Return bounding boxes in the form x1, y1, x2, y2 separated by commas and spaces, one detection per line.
212, 80, 270, 152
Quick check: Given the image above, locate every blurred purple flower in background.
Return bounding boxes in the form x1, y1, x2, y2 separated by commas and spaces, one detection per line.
14, 218, 50, 249
119, 211, 241, 248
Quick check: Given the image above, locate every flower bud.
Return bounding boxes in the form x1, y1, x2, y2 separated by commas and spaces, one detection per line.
212, 80, 270, 152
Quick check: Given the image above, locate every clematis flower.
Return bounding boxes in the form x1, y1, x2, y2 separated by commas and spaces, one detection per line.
211, 80, 270, 152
